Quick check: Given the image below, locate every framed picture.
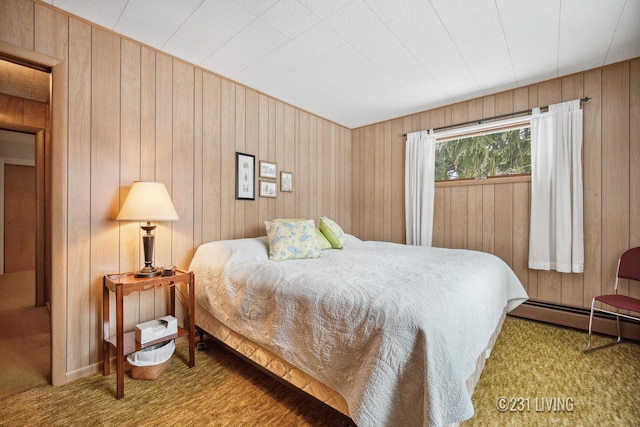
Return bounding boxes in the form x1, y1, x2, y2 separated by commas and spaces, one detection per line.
280, 171, 293, 192
259, 160, 277, 179
235, 152, 255, 200
259, 180, 277, 198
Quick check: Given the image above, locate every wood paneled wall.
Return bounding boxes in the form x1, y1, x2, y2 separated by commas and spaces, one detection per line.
0, 93, 48, 129
2, 0, 638, 383
352, 58, 640, 314
0, 0, 351, 380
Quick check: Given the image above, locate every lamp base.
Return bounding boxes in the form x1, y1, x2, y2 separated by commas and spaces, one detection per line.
134, 268, 162, 278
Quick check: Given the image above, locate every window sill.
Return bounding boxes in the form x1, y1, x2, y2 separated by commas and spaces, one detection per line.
435, 174, 531, 188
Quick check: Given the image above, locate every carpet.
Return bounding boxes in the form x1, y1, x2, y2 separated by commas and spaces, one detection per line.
463, 316, 640, 426
0, 316, 638, 426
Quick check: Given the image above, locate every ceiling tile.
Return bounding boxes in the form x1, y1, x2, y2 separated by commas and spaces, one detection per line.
474, 66, 519, 94
351, 25, 436, 93
298, 0, 352, 19
234, 23, 345, 87
364, 0, 425, 22
325, 0, 381, 42
52, 0, 128, 29
496, 0, 560, 85
431, 0, 513, 76
606, 0, 640, 64
114, 0, 204, 49
161, 0, 257, 65
388, 4, 472, 95
259, 0, 320, 38
511, 54, 559, 87
231, 0, 280, 15
558, 0, 625, 75
200, 19, 289, 77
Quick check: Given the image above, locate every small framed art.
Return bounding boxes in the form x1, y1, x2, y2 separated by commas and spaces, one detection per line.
236, 152, 255, 200
259, 160, 277, 179
280, 171, 293, 192
259, 180, 277, 198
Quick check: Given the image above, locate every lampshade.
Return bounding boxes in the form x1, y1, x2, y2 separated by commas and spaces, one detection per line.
116, 181, 179, 222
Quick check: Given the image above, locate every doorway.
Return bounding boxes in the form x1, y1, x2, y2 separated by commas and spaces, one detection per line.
0, 58, 51, 397
4, 157, 36, 274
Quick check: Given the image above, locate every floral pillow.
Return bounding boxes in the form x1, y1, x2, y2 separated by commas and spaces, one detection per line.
264, 219, 322, 260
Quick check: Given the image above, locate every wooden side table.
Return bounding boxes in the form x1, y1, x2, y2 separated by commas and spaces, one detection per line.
103, 268, 195, 399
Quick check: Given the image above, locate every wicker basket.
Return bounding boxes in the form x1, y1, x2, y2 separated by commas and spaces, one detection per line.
127, 339, 175, 380
130, 358, 171, 380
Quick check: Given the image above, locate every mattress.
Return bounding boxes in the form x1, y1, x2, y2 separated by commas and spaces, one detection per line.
189, 235, 527, 426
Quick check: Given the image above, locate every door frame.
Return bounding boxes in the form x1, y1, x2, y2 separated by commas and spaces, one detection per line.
1, 40, 66, 386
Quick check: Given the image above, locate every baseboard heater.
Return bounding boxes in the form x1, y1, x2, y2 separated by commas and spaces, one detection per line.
509, 300, 640, 342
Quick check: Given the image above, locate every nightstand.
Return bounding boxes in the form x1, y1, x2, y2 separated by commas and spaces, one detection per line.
102, 269, 195, 399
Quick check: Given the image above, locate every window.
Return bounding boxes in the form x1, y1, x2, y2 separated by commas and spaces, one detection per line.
434, 123, 531, 181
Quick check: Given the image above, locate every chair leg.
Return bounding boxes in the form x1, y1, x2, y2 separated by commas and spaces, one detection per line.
584, 303, 624, 353
584, 299, 596, 352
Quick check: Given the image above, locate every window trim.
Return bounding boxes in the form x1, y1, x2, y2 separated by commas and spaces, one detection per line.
434, 115, 531, 142
435, 173, 531, 188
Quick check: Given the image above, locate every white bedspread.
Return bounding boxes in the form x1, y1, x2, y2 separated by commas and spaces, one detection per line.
189, 235, 528, 427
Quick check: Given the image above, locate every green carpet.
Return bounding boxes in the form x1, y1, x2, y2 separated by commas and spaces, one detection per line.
464, 317, 640, 426
0, 316, 638, 426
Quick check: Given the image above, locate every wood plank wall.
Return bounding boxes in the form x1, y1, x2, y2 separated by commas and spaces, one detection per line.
2, 0, 638, 381
0, 0, 351, 378
352, 58, 640, 314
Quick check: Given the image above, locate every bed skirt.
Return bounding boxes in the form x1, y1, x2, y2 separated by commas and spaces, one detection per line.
195, 302, 507, 425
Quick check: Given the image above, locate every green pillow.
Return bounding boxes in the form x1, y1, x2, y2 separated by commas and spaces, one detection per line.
315, 228, 332, 250
264, 219, 322, 260
319, 216, 346, 249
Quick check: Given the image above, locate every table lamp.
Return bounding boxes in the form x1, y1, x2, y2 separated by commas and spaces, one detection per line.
116, 181, 179, 277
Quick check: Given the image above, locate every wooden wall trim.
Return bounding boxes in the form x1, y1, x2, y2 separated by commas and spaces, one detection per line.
0, 40, 60, 68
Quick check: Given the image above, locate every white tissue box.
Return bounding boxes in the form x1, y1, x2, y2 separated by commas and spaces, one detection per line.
135, 315, 178, 344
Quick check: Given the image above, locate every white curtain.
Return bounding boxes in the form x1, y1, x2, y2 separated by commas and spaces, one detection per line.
405, 130, 436, 246
529, 99, 584, 273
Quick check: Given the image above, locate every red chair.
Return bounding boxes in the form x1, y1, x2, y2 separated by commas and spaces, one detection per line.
584, 247, 640, 352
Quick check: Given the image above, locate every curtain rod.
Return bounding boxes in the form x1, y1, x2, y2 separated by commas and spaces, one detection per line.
402, 97, 590, 137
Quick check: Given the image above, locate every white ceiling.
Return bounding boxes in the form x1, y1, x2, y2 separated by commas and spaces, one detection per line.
42, 0, 640, 128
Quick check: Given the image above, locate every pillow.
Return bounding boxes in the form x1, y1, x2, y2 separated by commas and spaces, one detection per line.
270, 218, 331, 250
319, 216, 346, 249
264, 219, 322, 261
315, 228, 332, 250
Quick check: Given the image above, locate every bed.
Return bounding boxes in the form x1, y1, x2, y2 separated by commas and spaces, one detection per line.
189, 233, 528, 426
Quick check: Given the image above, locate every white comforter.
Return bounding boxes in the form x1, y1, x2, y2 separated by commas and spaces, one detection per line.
189, 235, 528, 427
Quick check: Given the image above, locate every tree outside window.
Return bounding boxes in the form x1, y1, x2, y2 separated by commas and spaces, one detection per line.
434, 127, 531, 181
